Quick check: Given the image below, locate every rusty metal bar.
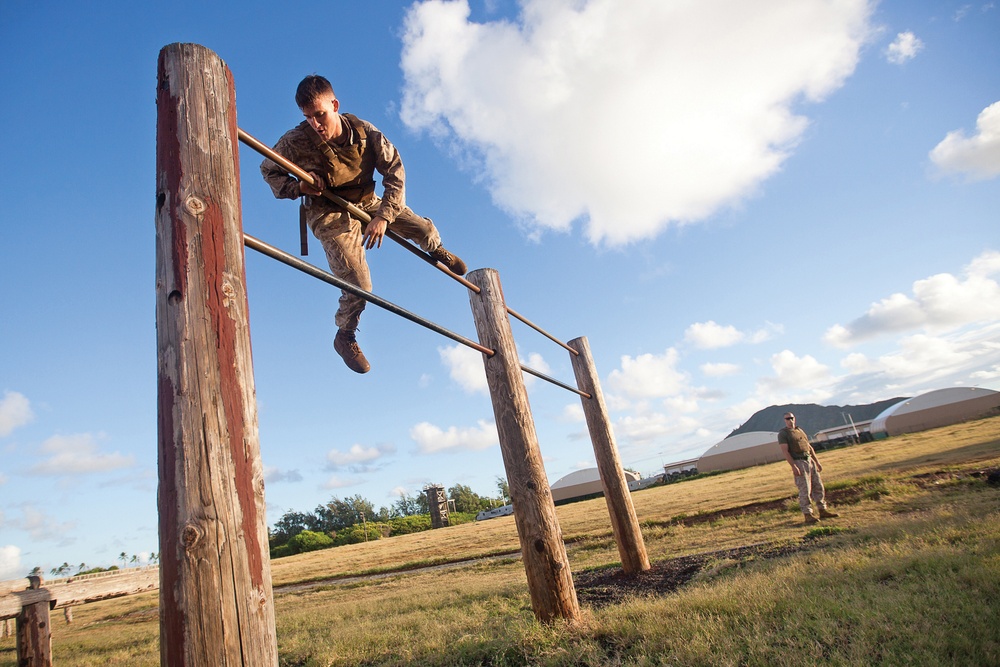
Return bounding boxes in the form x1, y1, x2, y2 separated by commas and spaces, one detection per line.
243, 233, 494, 356
238, 127, 580, 357
239, 128, 480, 290
520, 364, 591, 398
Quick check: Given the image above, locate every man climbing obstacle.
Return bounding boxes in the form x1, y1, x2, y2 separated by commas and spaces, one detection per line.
260, 74, 467, 374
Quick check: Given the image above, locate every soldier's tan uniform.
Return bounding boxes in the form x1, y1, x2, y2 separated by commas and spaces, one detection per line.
260, 115, 442, 331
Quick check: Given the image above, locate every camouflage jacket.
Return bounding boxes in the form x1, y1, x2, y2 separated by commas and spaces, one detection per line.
260, 113, 406, 225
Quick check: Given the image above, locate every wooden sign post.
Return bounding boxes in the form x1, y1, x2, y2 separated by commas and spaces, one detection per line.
155, 43, 277, 665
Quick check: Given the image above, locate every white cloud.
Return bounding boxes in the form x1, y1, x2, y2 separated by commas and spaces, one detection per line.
685, 321, 744, 349
400, 0, 873, 246
262, 466, 303, 484
560, 402, 585, 422
0, 391, 34, 437
608, 348, 688, 399
701, 362, 741, 377
29, 434, 135, 475
440, 344, 488, 393
885, 31, 923, 64
326, 444, 393, 468
439, 343, 550, 393
410, 419, 499, 454
0, 545, 22, 580
754, 350, 834, 403
930, 100, 1000, 180
824, 250, 1000, 347
322, 474, 365, 490
6, 505, 76, 544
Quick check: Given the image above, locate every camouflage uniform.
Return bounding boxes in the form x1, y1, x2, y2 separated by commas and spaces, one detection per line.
777, 426, 830, 516
260, 114, 442, 331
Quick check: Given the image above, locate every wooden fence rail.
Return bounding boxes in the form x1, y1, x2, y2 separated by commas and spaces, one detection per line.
0, 569, 160, 666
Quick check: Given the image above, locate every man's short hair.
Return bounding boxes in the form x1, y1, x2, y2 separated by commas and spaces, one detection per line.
296, 75, 335, 108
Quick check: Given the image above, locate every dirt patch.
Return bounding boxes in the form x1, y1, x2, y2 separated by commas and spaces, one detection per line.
574, 543, 806, 608
909, 467, 1000, 488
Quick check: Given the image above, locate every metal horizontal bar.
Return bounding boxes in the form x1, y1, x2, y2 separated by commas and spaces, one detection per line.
243, 233, 494, 356
520, 364, 591, 399
238, 126, 579, 357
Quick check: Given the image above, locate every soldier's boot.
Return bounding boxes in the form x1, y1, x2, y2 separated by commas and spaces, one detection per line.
429, 246, 467, 276
804, 513, 820, 525
819, 508, 839, 519
334, 329, 371, 374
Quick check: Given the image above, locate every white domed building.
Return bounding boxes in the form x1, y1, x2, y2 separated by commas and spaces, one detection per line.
870, 387, 1000, 439
697, 431, 783, 473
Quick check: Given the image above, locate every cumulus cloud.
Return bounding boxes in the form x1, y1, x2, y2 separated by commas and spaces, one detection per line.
930, 101, 1000, 180
400, 0, 872, 245
607, 348, 688, 399
824, 250, 1000, 347
756, 350, 834, 400
885, 31, 923, 64
0, 545, 22, 580
29, 434, 135, 475
410, 419, 499, 453
701, 362, 741, 377
5, 504, 76, 544
262, 466, 303, 484
322, 474, 365, 490
439, 343, 549, 393
326, 443, 396, 472
684, 321, 743, 349
0, 391, 34, 437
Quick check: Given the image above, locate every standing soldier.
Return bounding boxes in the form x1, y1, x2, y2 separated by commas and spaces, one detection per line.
778, 413, 840, 524
260, 75, 467, 373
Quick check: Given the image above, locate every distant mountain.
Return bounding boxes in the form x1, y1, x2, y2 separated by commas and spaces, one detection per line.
728, 398, 909, 438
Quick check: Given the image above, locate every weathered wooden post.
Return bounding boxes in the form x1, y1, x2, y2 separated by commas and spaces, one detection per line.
468, 268, 580, 624
569, 337, 650, 574
16, 575, 51, 667
156, 43, 277, 666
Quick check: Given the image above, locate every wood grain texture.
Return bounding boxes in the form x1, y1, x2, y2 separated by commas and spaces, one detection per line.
468, 269, 580, 624
155, 42, 277, 666
569, 337, 650, 574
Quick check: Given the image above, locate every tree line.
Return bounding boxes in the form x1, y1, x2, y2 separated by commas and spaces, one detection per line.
269, 480, 510, 558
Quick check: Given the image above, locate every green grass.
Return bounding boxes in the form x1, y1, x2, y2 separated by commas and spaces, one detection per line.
2, 416, 999, 666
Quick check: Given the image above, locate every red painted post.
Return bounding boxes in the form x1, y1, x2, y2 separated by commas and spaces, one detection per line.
155, 43, 277, 665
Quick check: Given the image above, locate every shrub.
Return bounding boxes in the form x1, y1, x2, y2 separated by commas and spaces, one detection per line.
287, 530, 335, 554
389, 514, 432, 535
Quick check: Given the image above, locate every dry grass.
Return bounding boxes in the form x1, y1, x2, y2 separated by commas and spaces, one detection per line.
2, 416, 998, 666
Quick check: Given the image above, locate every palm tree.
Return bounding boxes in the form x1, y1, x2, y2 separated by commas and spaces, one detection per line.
119, 552, 128, 568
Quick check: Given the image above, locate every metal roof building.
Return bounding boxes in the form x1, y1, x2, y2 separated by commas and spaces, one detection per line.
870, 387, 1000, 439
697, 431, 783, 473
549, 467, 641, 504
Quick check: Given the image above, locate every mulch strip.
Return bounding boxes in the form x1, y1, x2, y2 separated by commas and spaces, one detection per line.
574, 543, 807, 608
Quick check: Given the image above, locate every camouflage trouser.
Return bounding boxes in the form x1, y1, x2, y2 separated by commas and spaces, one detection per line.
309, 194, 442, 331
792, 459, 828, 516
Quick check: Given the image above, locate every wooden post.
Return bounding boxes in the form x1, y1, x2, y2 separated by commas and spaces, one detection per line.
569, 337, 650, 574
467, 269, 580, 624
156, 43, 277, 666
16, 576, 51, 667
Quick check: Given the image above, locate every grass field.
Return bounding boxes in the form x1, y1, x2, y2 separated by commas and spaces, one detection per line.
3, 416, 999, 666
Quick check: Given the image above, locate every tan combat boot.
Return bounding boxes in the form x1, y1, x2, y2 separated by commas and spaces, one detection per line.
334, 329, 371, 374
804, 513, 820, 525
429, 246, 467, 275
819, 508, 839, 519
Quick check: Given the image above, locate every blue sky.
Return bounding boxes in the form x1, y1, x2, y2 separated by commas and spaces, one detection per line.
1, 0, 998, 579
